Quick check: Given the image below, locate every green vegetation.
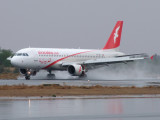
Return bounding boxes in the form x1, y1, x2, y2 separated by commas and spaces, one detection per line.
0, 48, 18, 73
0, 48, 13, 66
52, 94, 56, 97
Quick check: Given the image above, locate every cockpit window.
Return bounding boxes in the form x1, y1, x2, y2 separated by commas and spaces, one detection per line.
17, 53, 22, 56
14, 53, 29, 56
23, 53, 29, 56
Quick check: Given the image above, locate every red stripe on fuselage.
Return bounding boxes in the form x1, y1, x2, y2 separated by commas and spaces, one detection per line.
43, 51, 91, 69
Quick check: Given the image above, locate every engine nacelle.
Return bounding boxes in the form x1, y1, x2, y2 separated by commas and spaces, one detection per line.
20, 69, 27, 75
67, 65, 85, 76
19, 69, 37, 76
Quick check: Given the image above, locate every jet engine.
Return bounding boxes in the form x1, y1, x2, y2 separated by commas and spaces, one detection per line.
19, 69, 37, 76
19, 69, 27, 74
67, 65, 85, 76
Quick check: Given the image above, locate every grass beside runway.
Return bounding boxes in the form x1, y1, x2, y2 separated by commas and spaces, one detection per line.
0, 84, 160, 97
0, 73, 19, 80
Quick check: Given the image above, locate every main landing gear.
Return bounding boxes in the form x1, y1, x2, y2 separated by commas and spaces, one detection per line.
79, 74, 87, 79
47, 70, 55, 79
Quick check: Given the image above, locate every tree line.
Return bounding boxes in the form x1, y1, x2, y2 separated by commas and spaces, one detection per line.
0, 48, 18, 73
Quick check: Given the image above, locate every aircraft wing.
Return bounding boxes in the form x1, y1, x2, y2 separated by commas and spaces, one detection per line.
62, 54, 149, 67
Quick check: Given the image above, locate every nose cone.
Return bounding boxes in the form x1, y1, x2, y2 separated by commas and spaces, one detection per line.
11, 57, 16, 67
11, 57, 21, 67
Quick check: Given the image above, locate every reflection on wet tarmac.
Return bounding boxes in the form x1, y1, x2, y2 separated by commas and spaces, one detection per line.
0, 96, 160, 120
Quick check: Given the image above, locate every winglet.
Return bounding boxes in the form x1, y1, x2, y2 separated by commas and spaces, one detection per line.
103, 21, 123, 50
150, 55, 154, 60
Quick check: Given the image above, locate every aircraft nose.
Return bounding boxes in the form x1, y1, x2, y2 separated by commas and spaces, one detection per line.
11, 57, 19, 67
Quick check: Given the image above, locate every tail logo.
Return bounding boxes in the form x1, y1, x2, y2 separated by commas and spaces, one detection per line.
114, 26, 120, 44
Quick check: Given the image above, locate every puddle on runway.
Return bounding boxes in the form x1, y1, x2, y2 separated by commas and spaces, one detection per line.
0, 96, 160, 120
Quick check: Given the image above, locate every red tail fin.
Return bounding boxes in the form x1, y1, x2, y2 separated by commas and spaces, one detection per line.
103, 21, 123, 50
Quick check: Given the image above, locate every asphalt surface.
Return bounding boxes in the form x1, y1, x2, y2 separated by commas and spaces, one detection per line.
0, 78, 160, 87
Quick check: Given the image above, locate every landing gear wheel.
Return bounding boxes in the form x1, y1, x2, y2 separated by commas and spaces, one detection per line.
47, 74, 55, 80
25, 76, 30, 80
79, 74, 87, 79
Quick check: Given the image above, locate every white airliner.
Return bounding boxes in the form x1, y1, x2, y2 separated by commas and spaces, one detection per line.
10, 21, 148, 80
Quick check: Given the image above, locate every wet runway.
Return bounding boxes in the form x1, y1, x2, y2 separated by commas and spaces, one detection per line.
0, 95, 160, 120
0, 78, 160, 87
1, 77, 160, 119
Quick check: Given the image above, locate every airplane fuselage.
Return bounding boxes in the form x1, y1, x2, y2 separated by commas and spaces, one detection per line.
11, 48, 124, 70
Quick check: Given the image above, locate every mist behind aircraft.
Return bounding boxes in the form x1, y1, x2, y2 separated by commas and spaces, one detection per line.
30, 55, 160, 80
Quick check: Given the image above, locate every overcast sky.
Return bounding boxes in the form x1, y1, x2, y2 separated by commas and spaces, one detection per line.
0, 0, 160, 55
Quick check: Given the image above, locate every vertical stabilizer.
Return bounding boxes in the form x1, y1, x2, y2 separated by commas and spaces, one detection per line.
103, 21, 123, 50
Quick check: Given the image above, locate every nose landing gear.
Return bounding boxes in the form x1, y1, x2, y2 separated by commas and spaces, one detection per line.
22, 69, 37, 80
25, 71, 31, 80
25, 75, 30, 80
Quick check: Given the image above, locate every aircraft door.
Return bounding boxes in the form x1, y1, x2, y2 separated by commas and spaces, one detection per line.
32, 50, 41, 69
